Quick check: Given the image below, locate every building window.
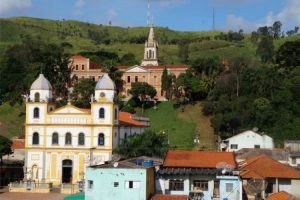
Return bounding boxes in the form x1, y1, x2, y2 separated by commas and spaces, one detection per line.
127, 76, 131, 83
88, 180, 93, 189
254, 145, 260, 149
99, 108, 105, 119
154, 76, 157, 83
114, 108, 118, 120
143, 76, 146, 82
82, 64, 85, 70
193, 180, 208, 191
149, 50, 152, 59
52, 132, 59, 145
125, 181, 140, 189
98, 133, 104, 146
65, 132, 72, 145
75, 64, 78, 70
114, 132, 117, 138
34, 92, 40, 102
226, 183, 234, 192
124, 132, 127, 139
78, 133, 85, 145
135, 76, 138, 82
92, 76, 95, 81
169, 180, 184, 191
292, 157, 296, 164
32, 132, 39, 145
114, 182, 119, 187
33, 107, 40, 118
231, 144, 238, 149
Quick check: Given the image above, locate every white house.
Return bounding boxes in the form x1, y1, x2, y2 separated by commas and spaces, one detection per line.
221, 130, 274, 152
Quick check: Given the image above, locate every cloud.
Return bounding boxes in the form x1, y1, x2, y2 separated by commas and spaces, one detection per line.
225, 14, 257, 32
75, 0, 86, 8
277, 0, 300, 26
107, 9, 118, 18
0, 0, 31, 15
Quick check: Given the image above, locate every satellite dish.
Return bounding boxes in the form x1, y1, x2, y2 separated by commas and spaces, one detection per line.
113, 162, 119, 168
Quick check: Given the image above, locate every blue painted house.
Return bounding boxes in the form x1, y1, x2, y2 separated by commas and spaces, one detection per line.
156, 150, 242, 200
85, 157, 162, 200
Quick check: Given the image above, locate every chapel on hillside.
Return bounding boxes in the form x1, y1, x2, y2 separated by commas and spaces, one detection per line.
116, 26, 189, 100
24, 73, 149, 185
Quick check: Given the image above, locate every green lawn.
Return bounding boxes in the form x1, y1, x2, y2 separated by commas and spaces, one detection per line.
0, 103, 25, 138
141, 102, 196, 149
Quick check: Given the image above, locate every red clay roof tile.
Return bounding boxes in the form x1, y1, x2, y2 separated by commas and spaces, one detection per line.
267, 191, 298, 200
163, 150, 237, 168
240, 155, 300, 179
119, 112, 149, 127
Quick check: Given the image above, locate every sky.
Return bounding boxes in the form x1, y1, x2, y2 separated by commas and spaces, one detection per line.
0, 0, 299, 32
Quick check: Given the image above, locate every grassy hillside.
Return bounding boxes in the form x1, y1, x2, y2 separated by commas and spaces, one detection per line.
1, 17, 299, 65
139, 102, 215, 150
0, 103, 25, 138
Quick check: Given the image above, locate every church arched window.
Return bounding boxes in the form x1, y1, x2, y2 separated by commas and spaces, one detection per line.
52, 132, 59, 145
34, 92, 40, 102
32, 132, 39, 145
98, 133, 105, 146
149, 50, 152, 59
99, 108, 105, 119
65, 132, 72, 145
33, 107, 40, 118
78, 133, 85, 145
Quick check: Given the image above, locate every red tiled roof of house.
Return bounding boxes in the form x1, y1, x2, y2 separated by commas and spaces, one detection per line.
267, 191, 298, 200
70, 55, 87, 60
163, 150, 237, 168
152, 194, 188, 200
12, 140, 25, 149
119, 112, 148, 127
240, 155, 300, 179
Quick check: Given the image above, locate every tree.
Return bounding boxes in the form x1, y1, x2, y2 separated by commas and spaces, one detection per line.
256, 36, 274, 63
120, 53, 138, 66
0, 135, 12, 186
229, 56, 249, 97
129, 82, 157, 101
114, 129, 169, 158
178, 41, 189, 64
129, 82, 157, 113
275, 41, 300, 68
161, 68, 173, 99
272, 21, 282, 39
71, 78, 96, 108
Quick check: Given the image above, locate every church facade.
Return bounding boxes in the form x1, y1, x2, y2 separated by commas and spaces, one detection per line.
116, 26, 189, 100
24, 73, 149, 185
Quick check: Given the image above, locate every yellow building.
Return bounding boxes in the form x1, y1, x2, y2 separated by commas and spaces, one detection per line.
24, 73, 149, 185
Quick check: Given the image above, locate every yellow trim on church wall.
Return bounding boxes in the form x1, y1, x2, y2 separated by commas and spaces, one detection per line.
51, 154, 57, 179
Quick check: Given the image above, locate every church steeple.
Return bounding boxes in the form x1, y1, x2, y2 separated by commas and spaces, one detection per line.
141, 26, 159, 66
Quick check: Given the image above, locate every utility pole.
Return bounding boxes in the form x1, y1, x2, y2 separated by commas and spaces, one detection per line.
213, 7, 215, 31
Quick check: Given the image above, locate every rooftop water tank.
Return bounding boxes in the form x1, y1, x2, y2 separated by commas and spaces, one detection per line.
143, 160, 154, 167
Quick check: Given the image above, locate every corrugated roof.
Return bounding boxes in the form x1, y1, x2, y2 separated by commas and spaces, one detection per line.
235, 148, 288, 161
240, 155, 300, 179
152, 194, 188, 200
163, 150, 237, 168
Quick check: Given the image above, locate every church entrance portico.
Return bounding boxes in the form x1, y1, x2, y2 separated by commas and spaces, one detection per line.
62, 159, 73, 183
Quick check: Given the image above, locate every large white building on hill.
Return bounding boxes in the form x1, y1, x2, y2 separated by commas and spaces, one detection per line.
24, 73, 149, 185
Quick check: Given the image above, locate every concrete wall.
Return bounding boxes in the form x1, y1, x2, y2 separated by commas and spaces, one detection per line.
85, 167, 153, 200
291, 179, 300, 197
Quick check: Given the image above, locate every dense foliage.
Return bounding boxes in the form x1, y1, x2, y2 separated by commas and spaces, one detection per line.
114, 129, 169, 158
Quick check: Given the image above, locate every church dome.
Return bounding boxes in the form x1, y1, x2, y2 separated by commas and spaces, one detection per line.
95, 73, 116, 90
30, 74, 52, 90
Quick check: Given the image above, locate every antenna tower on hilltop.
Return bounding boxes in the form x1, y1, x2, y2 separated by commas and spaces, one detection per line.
147, 0, 153, 27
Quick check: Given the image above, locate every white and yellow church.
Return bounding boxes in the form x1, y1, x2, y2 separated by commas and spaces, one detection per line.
24, 73, 149, 185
